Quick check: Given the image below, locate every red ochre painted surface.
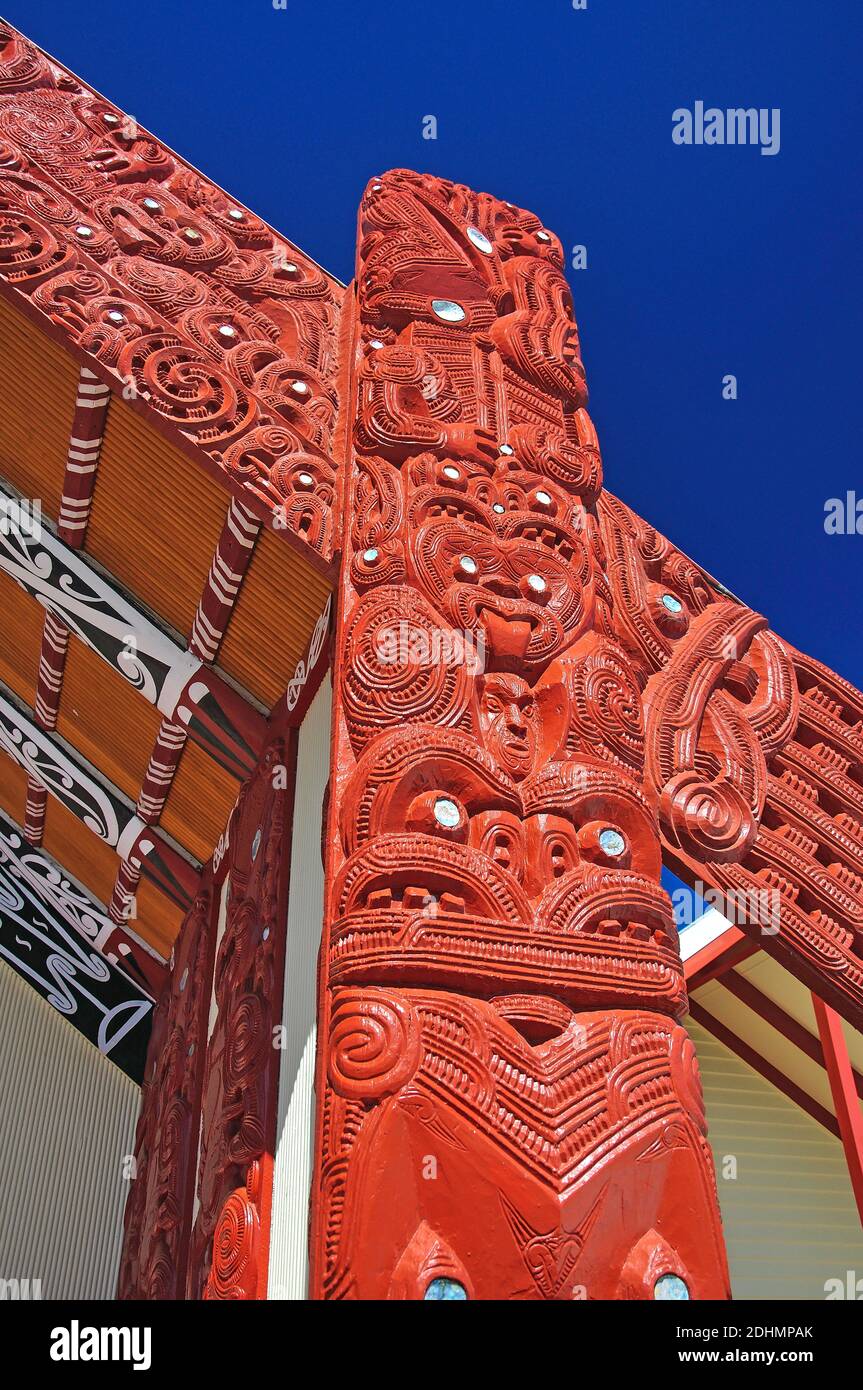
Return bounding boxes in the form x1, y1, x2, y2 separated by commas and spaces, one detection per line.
4, 21, 860, 1301
310, 170, 730, 1300
118, 166, 863, 1300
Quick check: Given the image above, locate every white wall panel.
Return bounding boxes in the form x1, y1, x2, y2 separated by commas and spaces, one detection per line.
267, 678, 331, 1299
690, 1018, 863, 1299
0, 959, 141, 1299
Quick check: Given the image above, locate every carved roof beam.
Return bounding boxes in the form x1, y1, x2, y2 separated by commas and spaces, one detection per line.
24, 364, 111, 844
0, 486, 266, 780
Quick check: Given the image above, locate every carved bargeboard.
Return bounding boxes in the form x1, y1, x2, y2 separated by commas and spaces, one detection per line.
600, 492, 863, 1030
0, 20, 342, 565
311, 171, 730, 1300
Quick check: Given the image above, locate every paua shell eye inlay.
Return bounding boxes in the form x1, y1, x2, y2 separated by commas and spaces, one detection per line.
424, 1278, 468, 1300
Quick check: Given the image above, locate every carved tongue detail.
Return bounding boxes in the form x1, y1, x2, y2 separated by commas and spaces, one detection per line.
479, 606, 533, 665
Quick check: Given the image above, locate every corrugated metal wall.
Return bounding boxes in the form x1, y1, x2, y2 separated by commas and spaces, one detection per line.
267, 678, 331, 1299
0, 958, 141, 1299
689, 1018, 863, 1299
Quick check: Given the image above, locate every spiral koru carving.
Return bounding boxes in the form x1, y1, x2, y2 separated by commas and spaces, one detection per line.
328, 989, 421, 1100
118, 334, 257, 445
204, 1185, 260, 1300
659, 769, 757, 864
342, 586, 473, 750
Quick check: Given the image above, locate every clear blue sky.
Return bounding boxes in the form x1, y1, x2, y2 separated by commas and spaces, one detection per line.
8, 0, 862, 687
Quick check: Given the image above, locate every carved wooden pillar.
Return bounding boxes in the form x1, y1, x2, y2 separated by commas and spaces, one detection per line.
118, 885, 217, 1299
310, 171, 731, 1301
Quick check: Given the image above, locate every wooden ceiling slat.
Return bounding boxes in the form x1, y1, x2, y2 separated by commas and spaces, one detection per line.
217, 525, 332, 708
0, 754, 28, 827
42, 795, 118, 913
0, 571, 43, 706
85, 397, 227, 641
130, 874, 183, 962
0, 297, 78, 523
160, 737, 240, 866
40, 796, 180, 959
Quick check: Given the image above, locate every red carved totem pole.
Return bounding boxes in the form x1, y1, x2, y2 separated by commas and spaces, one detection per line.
311, 171, 731, 1300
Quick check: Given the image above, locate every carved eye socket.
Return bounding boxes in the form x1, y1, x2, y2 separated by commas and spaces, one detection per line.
522, 700, 536, 719
519, 572, 549, 603
433, 797, 461, 829
546, 836, 577, 879
650, 583, 690, 638
405, 792, 468, 840
577, 820, 631, 867
456, 555, 479, 579
479, 823, 522, 876
489, 831, 514, 868
484, 696, 502, 714
529, 488, 555, 515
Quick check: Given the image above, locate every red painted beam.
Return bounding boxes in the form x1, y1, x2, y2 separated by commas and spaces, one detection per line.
684, 925, 759, 990
688, 999, 840, 1138
812, 994, 863, 1225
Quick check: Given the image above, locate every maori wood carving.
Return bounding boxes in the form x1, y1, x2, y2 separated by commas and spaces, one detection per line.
0, 20, 341, 569
312, 170, 731, 1300
187, 736, 296, 1300
600, 492, 863, 1030
118, 885, 217, 1298
118, 731, 297, 1300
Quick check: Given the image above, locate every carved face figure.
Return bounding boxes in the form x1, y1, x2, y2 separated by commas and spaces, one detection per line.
477, 673, 539, 779
408, 516, 589, 675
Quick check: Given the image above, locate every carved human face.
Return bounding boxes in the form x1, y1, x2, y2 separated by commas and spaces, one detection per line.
477, 674, 539, 779
408, 516, 589, 675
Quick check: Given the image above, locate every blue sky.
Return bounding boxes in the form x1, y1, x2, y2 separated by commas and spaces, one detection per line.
8, 0, 862, 689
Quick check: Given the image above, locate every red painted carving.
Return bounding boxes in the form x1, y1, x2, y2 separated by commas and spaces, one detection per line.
186, 736, 296, 1299
119, 730, 296, 1300
118, 887, 216, 1298
0, 20, 341, 568
312, 170, 730, 1300
599, 492, 863, 1028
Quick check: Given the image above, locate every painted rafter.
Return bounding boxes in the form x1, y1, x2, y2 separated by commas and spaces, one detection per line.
0, 808, 155, 1080
719, 967, 863, 1100
683, 922, 759, 989
812, 995, 863, 1223
0, 803, 165, 995
688, 999, 840, 1137
190, 498, 263, 663
0, 487, 266, 779
24, 364, 111, 844
106, 494, 263, 925
0, 681, 198, 910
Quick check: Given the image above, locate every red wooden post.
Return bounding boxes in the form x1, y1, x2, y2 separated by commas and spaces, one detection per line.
308, 170, 730, 1300
812, 993, 863, 1225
